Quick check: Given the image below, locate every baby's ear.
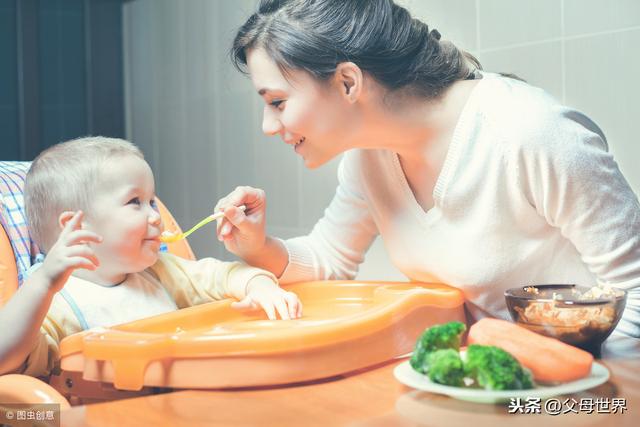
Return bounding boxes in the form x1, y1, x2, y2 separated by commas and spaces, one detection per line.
58, 211, 77, 230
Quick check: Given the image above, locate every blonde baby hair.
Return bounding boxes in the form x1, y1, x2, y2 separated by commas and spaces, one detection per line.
25, 136, 144, 252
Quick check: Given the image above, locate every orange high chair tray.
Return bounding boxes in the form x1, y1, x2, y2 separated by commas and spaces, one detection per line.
59, 281, 465, 391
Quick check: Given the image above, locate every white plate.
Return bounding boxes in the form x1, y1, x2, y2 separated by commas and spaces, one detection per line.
394, 358, 610, 404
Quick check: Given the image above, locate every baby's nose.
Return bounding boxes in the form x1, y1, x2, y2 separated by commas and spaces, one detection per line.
148, 212, 161, 226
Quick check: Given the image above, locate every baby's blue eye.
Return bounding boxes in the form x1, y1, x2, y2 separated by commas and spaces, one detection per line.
127, 197, 141, 205
150, 199, 158, 208
270, 100, 284, 108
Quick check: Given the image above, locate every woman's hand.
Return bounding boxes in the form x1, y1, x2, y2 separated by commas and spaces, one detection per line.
231, 276, 302, 320
214, 186, 268, 259
39, 210, 102, 293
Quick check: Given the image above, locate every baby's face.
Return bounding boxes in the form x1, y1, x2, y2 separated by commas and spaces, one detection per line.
83, 155, 163, 276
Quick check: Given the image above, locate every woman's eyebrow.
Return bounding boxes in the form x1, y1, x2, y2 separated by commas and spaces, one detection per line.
258, 88, 286, 96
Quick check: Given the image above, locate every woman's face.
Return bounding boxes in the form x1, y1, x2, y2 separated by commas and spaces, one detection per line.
247, 48, 359, 169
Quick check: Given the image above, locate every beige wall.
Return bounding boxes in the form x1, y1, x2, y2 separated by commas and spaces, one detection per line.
124, 0, 640, 280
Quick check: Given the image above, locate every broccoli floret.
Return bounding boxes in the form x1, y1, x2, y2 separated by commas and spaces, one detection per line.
410, 321, 466, 374
464, 344, 534, 390
425, 349, 466, 386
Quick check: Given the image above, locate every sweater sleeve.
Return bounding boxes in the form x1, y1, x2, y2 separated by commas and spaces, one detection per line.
279, 153, 379, 283
148, 253, 278, 307
515, 108, 640, 337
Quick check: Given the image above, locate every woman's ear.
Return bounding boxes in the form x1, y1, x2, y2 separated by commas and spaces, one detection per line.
58, 211, 77, 230
335, 62, 363, 103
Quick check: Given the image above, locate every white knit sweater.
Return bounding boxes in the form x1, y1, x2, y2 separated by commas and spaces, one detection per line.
279, 73, 640, 338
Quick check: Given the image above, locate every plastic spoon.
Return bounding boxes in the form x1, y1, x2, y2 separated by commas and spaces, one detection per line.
160, 205, 246, 243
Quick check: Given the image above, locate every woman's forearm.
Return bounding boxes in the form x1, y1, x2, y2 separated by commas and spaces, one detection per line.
242, 236, 289, 278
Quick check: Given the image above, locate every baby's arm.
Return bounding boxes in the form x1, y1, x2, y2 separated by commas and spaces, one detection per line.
150, 254, 302, 320
231, 275, 302, 320
0, 211, 101, 374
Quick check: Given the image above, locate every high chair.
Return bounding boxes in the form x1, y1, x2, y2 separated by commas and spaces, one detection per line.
0, 161, 468, 410
0, 161, 195, 407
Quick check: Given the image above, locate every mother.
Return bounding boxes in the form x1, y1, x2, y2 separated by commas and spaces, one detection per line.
215, 0, 640, 337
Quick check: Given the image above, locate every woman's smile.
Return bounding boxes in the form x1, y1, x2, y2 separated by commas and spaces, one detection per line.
293, 136, 306, 153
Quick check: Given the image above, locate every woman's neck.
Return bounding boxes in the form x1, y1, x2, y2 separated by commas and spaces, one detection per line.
362, 79, 480, 167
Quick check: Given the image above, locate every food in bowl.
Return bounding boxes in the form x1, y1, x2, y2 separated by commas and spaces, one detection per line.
505, 284, 627, 356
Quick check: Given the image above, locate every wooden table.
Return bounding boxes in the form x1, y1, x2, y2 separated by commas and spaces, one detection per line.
61, 336, 639, 426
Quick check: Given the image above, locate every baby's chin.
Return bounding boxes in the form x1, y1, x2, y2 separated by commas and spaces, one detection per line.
139, 251, 160, 269
124, 251, 160, 274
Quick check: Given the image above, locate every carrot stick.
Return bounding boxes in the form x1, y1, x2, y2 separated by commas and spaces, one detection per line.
468, 318, 594, 383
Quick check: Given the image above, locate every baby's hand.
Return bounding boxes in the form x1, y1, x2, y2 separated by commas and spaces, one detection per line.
231, 276, 302, 320
40, 211, 102, 293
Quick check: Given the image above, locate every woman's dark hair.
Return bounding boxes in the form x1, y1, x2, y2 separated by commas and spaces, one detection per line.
231, 0, 482, 99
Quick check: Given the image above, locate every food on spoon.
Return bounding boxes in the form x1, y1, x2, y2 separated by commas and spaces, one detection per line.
468, 318, 593, 383
160, 230, 180, 243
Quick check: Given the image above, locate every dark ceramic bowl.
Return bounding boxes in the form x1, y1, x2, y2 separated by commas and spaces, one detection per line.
504, 284, 627, 357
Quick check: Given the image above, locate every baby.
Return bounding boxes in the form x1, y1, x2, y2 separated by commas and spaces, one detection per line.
0, 136, 302, 377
